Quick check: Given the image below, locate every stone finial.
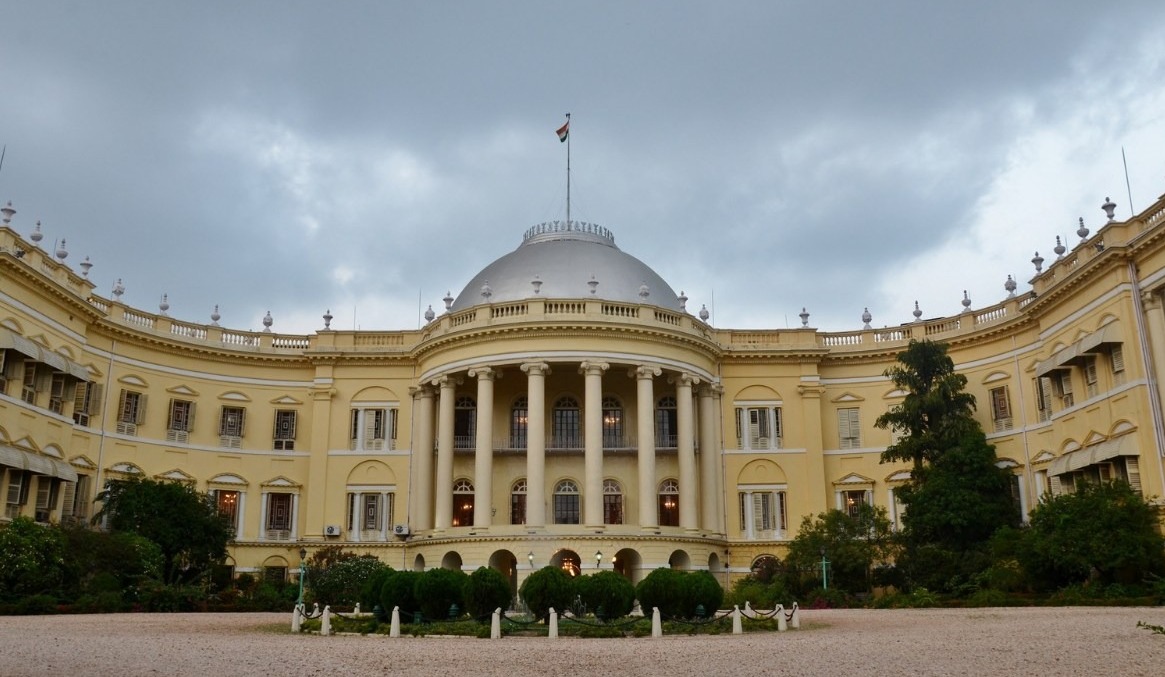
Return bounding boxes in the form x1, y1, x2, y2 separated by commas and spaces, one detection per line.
211, 305, 221, 326
677, 291, 688, 311
861, 307, 872, 329
55, 237, 68, 261
961, 290, 972, 311
587, 275, 599, 295
1004, 275, 1017, 298
322, 308, 332, 330
799, 307, 810, 327
1102, 196, 1117, 222
1, 201, 14, 224
30, 220, 43, 245
531, 276, 542, 294
1053, 236, 1066, 258
112, 278, 125, 299
262, 311, 274, 332
698, 304, 710, 322
423, 305, 435, 323
638, 283, 650, 300
1076, 217, 1089, 242
480, 281, 493, 301
159, 294, 170, 315
443, 291, 454, 311
913, 301, 922, 321
1032, 251, 1044, 273
79, 256, 93, 278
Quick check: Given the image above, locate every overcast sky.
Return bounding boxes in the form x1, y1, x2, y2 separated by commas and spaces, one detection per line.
3, 1, 1164, 335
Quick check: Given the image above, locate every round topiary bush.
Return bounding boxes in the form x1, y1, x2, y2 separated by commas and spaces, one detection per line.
361, 567, 394, 610
519, 566, 575, 621
685, 571, 724, 618
379, 570, 420, 618
576, 571, 635, 619
414, 567, 467, 621
464, 566, 513, 618
635, 567, 685, 618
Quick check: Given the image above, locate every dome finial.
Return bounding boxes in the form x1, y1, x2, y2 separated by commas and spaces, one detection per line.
799, 307, 810, 327
861, 307, 872, 329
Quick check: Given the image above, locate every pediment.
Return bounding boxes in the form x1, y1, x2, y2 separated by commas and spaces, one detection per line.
12, 436, 38, 452
1031, 450, 1055, 464
69, 455, 97, 469
883, 389, 907, 399
270, 395, 303, 406
885, 470, 911, 482
834, 472, 874, 486
831, 392, 864, 403
41, 444, 64, 459
0, 318, 22, 332
166, 385, 201, 396
219, 391, 251, 402
1061, 439, 1082, 454
981, 371, 1010, 384
155, 468, 195, 483
108, 462, 143, 475
1109, 420, 1136, 436
1082, 431, 1106, 446
261, 475, 301, 488
995, 458, 1020, 469
209, 473, 248, 486
118, 374, 149, 387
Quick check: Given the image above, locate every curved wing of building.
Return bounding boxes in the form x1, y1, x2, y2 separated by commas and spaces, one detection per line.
2, 195, 1163, 588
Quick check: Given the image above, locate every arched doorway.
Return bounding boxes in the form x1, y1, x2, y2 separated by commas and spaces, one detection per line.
489, 550, 519, 598
550, 549, 582, 577
668, 549, 691, 570
613, 548, 642, 583
441, 551, 463, 571
412, 554, 426, 572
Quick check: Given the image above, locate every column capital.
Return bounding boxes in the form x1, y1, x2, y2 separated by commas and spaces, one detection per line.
669, 372, 701, 388
1143, 290, 1164, 309
521, 362, 551, 376
579, 361, 610, 376
409, 384, 435, 399
468, 366, 499, 380
697, 382, 722, 398
431, 374, 463, 389
630, 364, 662, 380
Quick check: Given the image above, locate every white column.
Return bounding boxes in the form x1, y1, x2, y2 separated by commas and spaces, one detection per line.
290, 493, 300, 540
259, 491, 269, 541
522, 363, 549, 528
634, 365, 661, 528
698, 385, 718, 532
470, 367, 496, 527
581, 361, 608, 527
235, 491, 247, 541
711, 385, 726, 533
675, 373, 699, 530
412, 387, 436, 531
381, 492, 391, 541
744, 490, 754, 539
433, 375, 458, 530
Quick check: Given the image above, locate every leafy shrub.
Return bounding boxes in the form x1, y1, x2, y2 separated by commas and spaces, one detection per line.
414, 568, 467, 621
138, 581, 205, 612
576, 571, 635, 619
635, 568, 685, 618
464, 567, 513, 619
379, 570, 421, 618
361, 567, 394, 610
519, 566, 575, 621
0, 517, 66, 601
687, 571, 724, 617
965, 588, 1011, 607
309, 555, 389, 606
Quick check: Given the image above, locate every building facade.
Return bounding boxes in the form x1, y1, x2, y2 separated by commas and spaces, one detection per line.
2, 192, 1165, 590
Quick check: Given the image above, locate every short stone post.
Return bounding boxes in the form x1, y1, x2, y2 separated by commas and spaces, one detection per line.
776, 604, 787, 632
321, 605, 332, 636
548, 608, 558, 639
354, 602, 361, 614
491, 607, 502, 639
744, 600, 753, 615
651, 607, 662, 638
390, 606, 401, 638
291, 604, 302, 632
790, 602, 800, 629
732, 605, 742, 635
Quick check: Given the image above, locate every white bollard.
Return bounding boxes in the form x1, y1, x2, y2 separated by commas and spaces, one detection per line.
776, 604, 787, 632
390, 606, 401, 638
321, 605, 332, 636
354, 602, 361, 614
491, 607, 502, 639
744, 600, 753, 615
651, 607, 662, 638
732, 605, 742, 635
548, 608, 558, 639
291, 604, 302, 632
790, 602, 800, 629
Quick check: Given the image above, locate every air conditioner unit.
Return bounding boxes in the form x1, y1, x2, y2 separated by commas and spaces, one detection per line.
392, 524, 410, 537
324, 525, 341, 537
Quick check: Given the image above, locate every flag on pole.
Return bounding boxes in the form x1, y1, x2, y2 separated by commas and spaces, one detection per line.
556, 117, 570, 142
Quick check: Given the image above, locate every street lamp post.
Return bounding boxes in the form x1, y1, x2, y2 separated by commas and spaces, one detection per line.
819, 547, 829, 590
296, 547, 308, 608
594, 550, 602, 570
527, 551, 535, 569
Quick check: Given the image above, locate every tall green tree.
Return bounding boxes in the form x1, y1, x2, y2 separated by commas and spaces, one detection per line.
875, 340, 1018, 591
783, 504, 896, 595
94, 477, 231, 584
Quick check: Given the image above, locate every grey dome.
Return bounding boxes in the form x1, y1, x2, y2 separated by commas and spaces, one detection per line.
450, 221, 683, 312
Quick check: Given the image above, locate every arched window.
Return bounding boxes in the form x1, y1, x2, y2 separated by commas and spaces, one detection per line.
602, 479, 623, 525
655, 395, 678, 448
510, 479, 527, 525
510, 396, 528, 449
552, 396, 580, 449
602, 395, 623, 448
452, 479, 474, 527
553, 479, 580, 525
658, 478, 679, 527
454, 396, 476, 449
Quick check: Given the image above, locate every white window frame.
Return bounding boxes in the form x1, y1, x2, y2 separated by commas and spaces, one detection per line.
989, 385, 1012, 432
838, 407, 861, 449
737, 485, 788, 540
219, 406, 246, 447
349, 405, 398, 451
117, 389, 147, 435
734, 403, 783, 450
273, 409, 297, 450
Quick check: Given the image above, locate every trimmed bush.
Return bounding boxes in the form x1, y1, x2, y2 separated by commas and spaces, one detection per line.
361, 567, 394, 610
635, 568, 685, 618
310, 555, 389, 606
576, 571, 635, 619
379, 570, 421, 618
464, 567, 513, 618
414, 568, 467, 621
686, 571, 724, 617
519, 566, 574, 621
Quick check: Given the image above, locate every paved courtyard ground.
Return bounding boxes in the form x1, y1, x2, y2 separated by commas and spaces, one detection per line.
1, 607, 1163, 676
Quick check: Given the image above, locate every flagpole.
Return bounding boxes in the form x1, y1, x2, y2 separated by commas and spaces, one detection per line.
565, 113, 571, 227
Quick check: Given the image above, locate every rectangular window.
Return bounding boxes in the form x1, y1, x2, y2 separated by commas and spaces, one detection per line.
1110, 345, 1125, 385
838, 407, 861, 449
552, 409, 580, 448
734, 406, 783, 449
21, 362, 39, 405
167, 399, 195, 442
63, 475, 91, 522
5, 469, 28, 519
72, 382, 102, 426
841, 489, 869, 519
264, 566, 288, 584
34, 477, 58, 523
737, 490, 787, 538
1055, 370, 1074, 408
1083, 357, 1099, 398
273, 410, 297, 450
355, 493, 392, 531
554, 493, 580, 525
603, 493, 623, 525
510, 492, 526, 525
349, 408, 394, 451
1036, 377, 1053, 422
989, 386, 1012, 432
265, 492, 292, 533
214, 490, 240, 536
117, 389, 147, 435
219, 406, 246, 446
48, 373, 67, 414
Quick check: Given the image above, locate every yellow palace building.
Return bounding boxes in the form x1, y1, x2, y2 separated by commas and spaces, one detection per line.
2, 190, 1164, 590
